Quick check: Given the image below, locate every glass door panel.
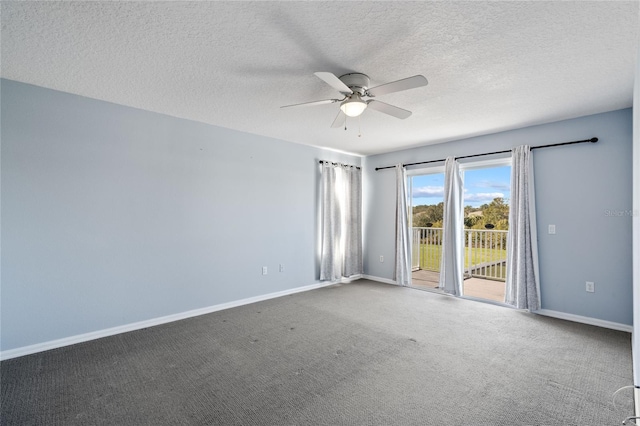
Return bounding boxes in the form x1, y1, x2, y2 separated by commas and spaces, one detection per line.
409, 172, 445, 293
461, 165, 511, 302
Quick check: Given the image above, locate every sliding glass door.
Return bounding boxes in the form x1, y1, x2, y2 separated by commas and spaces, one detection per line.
408, 159, 511, 303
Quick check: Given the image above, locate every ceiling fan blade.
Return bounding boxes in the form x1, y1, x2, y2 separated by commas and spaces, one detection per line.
367, 100, 412, 119
314, 72, 353, 95
280, 99, 340, 109
331, 110, 346, 128
366, 75, 428, 97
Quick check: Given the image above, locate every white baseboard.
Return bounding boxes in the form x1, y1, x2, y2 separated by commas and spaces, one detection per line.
360, 278, 632, 333
361, 274, 398, 286
339, 274, 363, 283
0, 281, 337, 361
358, 277, 632, 333
534, 309, 632, 333
7, 280, 625, 361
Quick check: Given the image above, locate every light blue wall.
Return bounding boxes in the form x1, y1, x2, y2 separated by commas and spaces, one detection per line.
1, 78, 633, 353
363, 109, 633, 325
0, 79, 360, 352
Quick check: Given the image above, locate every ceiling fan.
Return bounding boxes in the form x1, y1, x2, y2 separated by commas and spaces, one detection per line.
281, 72, 428, 128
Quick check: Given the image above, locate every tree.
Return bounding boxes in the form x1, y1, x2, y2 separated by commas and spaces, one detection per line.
464, 216, 479, 228
470, 197, 509, 230
413, 198, 509, 230
412, 202, 443, 227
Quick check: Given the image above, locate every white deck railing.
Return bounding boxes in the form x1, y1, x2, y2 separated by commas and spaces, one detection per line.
412, 227, 508, 281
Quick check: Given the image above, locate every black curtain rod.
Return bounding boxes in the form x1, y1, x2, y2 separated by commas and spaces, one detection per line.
374, 137, 598, 171
319, 160, 361, 170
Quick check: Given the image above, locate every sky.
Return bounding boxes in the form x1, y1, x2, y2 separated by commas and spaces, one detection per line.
411, 166, 511, 208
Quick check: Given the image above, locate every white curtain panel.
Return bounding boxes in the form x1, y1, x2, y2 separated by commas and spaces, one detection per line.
439, 157, 464, 296
320, 163, 342, 281
319, 162, 362, 281
395, 164, 411, 286
342, 165, 363, 277
505, 146, 541, 310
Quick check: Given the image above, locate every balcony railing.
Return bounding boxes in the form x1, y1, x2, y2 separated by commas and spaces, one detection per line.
412, 227, 508, 281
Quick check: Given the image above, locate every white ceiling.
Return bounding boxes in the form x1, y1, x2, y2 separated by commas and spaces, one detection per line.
2, 1, 638, 156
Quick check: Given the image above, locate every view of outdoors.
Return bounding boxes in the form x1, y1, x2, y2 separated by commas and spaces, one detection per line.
410, 165, 511, 299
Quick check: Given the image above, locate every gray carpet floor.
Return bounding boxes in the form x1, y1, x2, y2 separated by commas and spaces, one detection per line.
1, 279, 634, 425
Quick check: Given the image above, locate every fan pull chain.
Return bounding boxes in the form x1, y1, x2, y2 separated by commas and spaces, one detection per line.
344, 117, 347, 131
358, 115, 362, 137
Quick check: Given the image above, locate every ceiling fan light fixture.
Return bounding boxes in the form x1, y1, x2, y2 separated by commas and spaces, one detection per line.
340, 95, 367, 117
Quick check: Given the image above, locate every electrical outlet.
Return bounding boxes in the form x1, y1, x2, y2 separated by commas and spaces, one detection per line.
548, 224, 556, 234
279, 264, 284, 273
262, 266, 268, 275
380, 255, 384, 263
586, 281, 595, 293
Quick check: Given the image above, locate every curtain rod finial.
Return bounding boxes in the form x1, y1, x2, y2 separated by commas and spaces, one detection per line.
590, 137, 598, 143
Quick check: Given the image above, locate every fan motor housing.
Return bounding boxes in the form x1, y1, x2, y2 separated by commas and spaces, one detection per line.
339, 73, 370, 96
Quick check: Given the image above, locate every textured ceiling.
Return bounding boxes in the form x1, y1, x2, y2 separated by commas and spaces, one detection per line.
2, 1, 638, 155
